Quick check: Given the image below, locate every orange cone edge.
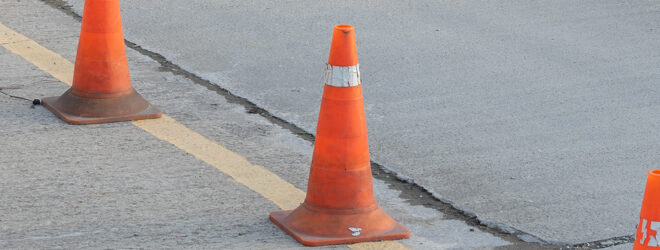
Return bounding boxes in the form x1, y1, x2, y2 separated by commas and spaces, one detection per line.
41, 0, 160, 125
635, 170, 660, 249
269, 24, 410, 246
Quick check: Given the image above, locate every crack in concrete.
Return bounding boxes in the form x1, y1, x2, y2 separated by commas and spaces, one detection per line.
0, 88, 31, 102
37, 0, 637, 249
564, 234, 634, 249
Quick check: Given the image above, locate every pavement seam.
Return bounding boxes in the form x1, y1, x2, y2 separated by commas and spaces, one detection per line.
0, 89, 32, 103
30, 1, 639, 248
565, 234, 635, 249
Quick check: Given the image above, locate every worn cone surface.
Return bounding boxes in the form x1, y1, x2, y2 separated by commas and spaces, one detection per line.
42, 0, 160, 124
635, 170, 660, 249
269, 25, 410, 246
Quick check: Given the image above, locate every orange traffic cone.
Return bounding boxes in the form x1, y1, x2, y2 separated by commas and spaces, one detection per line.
42, 0, 160, 124
635, 170, 660, 249
269, 24, 410, 246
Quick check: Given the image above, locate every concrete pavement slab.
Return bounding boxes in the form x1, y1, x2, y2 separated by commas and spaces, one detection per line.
58, 0, 659, 244
0, 45, 322, 250
0, 1, 513, 248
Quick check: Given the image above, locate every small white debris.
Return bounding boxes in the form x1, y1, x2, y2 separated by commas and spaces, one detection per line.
348, 227, 362, 237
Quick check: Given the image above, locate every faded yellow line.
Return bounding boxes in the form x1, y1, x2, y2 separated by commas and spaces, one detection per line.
132, 115, 305, 210
0, 23, 74, 86
0, 21, 409, 250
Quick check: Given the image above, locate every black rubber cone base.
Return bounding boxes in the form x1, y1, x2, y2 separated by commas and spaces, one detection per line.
42, 88, 161, 125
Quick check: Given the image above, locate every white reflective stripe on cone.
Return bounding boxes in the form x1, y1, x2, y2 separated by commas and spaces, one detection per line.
324, 64, 361, 87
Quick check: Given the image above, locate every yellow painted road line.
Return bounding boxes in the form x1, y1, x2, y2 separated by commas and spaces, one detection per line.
0, 23, 74, 86
0, 21, 410, 250
133, 115, 306, 210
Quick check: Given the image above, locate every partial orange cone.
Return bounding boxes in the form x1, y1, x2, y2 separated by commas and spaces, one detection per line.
269, 24, 410, 246
635, 170, 660, 249
42, 0, 160, 124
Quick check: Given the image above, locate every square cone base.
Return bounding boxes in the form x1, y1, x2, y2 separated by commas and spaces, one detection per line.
42, 96, 161, 125
269, 210, 410, 246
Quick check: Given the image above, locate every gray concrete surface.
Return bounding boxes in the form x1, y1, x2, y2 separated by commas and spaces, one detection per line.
57, 0, 660, 244
0, 0, 511, 248
1, 46, 309, 249
603, 243, 634, 250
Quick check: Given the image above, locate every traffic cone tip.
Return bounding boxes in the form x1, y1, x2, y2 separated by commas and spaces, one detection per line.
326, 24, 361, 87
328, 24, 358, 66
335, 24, 354, 33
